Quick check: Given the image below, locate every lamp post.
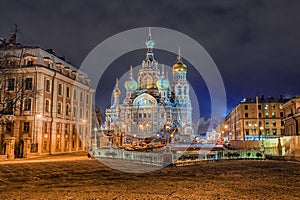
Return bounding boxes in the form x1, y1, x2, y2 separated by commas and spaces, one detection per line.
249, 122, 257, 139
224, 125, 228, 142
260, 126, 264, 140
93, 127, 97, 151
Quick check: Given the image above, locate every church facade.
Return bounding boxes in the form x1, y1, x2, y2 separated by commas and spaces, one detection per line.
105, 32, 193, 143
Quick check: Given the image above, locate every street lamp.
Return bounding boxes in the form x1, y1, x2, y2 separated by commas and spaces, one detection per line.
260, 126, 264, 140
93, 127, 97, 150
224, 125, 228, 142
249, 123, 257, 139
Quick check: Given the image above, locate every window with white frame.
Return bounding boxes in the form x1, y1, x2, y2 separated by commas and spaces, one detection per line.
80, 107, 83, 118
58, 102, 62, 114
73, 89, 77, 100
25, 77, 33, 90
66, 104, 70, 116
45, 99, 50, 113
24, 98, 32, 111
46, 79, 51, 92
66, 86, 70, 98
23, 122, 30, 133
7, 78, 15, 91
73, 106, 77, 118
80, 92, 83, 102
58, 83, 62, 95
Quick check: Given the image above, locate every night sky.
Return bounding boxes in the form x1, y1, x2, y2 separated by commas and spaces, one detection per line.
1, 0, 300, 121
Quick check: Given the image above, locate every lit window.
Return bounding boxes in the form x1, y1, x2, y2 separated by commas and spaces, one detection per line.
272, 129, 277, 135
272, 112, 276, 118
25, 78, 33, 90
265, 112, 269, 118
57, 124, 61, 134
24, 122, 30, 133
65, 124, 69, 134
272, 121, 276, 126
264, 104, 269, 110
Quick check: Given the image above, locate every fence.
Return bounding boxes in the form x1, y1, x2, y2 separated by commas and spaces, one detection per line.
95, 148, 266, 167
95, 148, 172, 166
174, 149, 265, 166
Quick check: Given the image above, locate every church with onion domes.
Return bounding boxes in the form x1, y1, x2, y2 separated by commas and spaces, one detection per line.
105, 30, 193, 144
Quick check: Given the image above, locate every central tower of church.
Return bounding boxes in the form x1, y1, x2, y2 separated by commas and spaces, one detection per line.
105, 30, 193, 143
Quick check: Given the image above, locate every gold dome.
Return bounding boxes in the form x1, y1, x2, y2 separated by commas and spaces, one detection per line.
172, 62, 187, 72
172, 48, 187, 72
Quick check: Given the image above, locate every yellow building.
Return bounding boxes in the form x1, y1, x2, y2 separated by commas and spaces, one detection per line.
282, 96, 300, 136
223, 96, 287, 140
0, 34, 94, 159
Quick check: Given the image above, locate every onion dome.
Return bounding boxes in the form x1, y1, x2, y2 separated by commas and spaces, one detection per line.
113, 78, 121, 96
172, 48, 187, 72
124, 66, 137, 91
156, 64, 170, 90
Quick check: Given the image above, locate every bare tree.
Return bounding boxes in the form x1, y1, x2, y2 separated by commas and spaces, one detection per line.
0, 46, 40, 156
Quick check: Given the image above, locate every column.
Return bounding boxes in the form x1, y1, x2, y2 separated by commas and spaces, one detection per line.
23, 137, 31, 158
4, 137, 16, 160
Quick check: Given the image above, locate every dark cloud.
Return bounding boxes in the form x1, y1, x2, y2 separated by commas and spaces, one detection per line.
1, 0, 300, 117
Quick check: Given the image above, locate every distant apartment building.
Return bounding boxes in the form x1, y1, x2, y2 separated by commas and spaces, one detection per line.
223, 96, 288, 140
0, 34, 94, 159
282, 96, 300, 136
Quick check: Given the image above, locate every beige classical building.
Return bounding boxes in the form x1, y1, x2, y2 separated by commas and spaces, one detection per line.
0, 34, 94, 159
223, 96, 288, 140
282, 96, 300, 136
